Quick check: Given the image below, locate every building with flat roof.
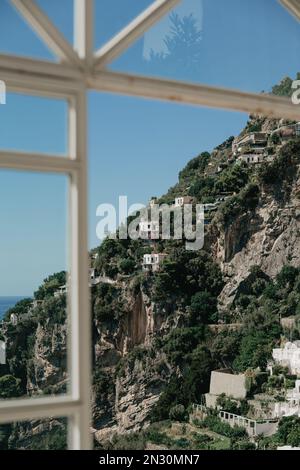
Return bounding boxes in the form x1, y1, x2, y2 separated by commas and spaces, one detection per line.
174, 196, 194, 207
272, 341, 300, 375
142, 253, 167, 272
139, 220, 159, 240
205, 370, 248, 408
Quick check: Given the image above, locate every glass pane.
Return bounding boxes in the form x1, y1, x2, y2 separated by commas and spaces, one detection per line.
0, 418, 68, 450
36, 0, 73, 45
109, 0, 300, 94
0, 171, 69, 399
0, 0, 56, 61
94, 0, 154, 49
0, 93, 68, 156
89, 93, 300, 450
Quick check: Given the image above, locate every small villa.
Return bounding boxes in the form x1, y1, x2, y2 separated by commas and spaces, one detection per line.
174, 196, 194, 207
139, 219, 159, 240
273, 380, 300, 418
238, 153, 265, 164
203, 203, 218, 212
89, 268, 101, 286
232, 132, 268, 155
272, 341, 300, 376
54, 285, 68, 298
149, 197, 157, 208
271, 122, 300, 141
10, 313, 18, 325
142, 253, 167, 272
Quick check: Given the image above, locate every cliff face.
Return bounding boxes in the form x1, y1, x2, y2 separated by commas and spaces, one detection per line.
27, 322, 67, 394
92, 284, 177, 438
210, 162, 300, 309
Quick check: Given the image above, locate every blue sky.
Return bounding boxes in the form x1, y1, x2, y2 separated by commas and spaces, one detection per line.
0, 0, 299, 296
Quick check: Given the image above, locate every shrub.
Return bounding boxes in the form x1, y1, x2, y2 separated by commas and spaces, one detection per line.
189, 291, 217, 325
0, 375, 22, 399
119, 258, 136, 274
169, 404, 186, 422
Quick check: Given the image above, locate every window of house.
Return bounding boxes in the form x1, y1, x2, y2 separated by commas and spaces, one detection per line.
0, 0, 300, 450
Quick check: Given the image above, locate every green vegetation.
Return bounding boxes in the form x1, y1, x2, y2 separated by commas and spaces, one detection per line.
93, 283, 127, 323
0, 375, 22, 399
258, 139, 300, 186
277, 416, 300, 447
34, 271, 66, 300
271, 74, 300, 97
3, 297, 32, 321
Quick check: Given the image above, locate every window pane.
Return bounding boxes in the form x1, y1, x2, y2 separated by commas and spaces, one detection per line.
0, 93, 68, 156
94, 0, 154, 50
108, 0, 300, 94
0, 418, 68, 450
89, 93, 300, 449
0, 171, 69, 399
0, 0, 56, 61
35, 0, 73, 45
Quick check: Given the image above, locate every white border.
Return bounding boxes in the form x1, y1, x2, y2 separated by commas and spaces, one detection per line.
0, 0, 299, 450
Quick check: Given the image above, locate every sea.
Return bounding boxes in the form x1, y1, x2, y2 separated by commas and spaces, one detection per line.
0, 296, 25, 320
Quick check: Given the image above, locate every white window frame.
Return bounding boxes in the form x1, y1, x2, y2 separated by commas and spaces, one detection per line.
0, 0, 299, 450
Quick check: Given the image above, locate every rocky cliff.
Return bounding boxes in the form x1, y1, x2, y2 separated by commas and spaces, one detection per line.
2, 106, 300, 449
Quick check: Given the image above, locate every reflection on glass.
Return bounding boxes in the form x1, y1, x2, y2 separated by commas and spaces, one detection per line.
109, 0, 300, 93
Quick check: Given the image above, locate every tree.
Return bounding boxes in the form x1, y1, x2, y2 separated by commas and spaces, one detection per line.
119, 258, 135, 274
0, 375, 22, 399
148, 13, 203, 79
276, 265, 299, 290
277, 416, 300, 446
189, 291, 217, 325
169, 404, 186, 422
34, 271, 66, 300
4, 298, 32, 322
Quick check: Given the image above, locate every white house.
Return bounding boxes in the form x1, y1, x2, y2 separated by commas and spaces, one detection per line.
273, 379, 300, 418
174, 196, 193, 207
54, 285, 68, 298
10, 313, 18, 325
272, 341, 300, 376
203, 203, 218, 212
89, 268, 101, 286
142, 253, 167, 272
238, 153, 264, 164
139, 220, 159, 240
149, 197, 157, 208
0, 340, 6, 365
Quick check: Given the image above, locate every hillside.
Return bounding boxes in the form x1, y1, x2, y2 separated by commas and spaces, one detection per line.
1, 80, 300, 450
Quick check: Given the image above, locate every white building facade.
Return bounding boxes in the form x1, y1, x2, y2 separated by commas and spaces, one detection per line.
10, 313, 18, 325
142, 253, 167, 272
139, 220, 159, 240
272, 341, 300, 376
174, 196, 193, 207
